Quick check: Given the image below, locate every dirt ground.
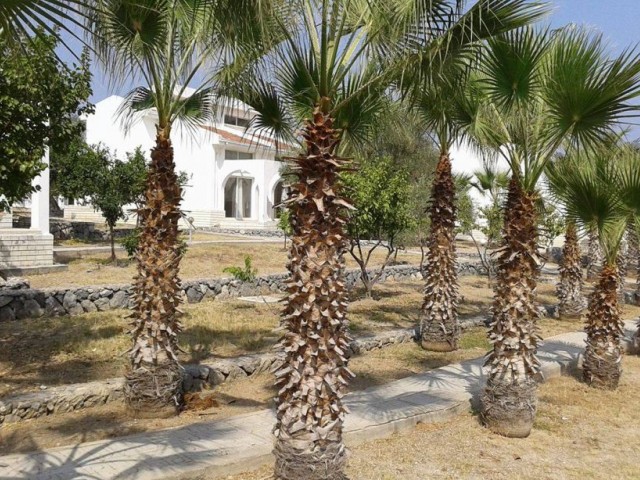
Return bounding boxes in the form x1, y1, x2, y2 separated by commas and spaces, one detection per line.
223, 355, 640, 480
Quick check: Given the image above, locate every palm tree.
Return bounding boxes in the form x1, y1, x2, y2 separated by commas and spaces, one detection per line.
230, 1, 546, 476
586, 227, 604, 280
0, 0, 87, 45
546, 158, 587, 317
468, 27, 640, 437
550, 150, 627, 389
87, 0, 274, 417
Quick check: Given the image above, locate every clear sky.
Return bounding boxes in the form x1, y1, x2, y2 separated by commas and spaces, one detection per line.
62, 0, 640, 123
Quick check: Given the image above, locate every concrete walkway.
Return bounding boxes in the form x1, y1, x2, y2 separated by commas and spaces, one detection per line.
0, 321, 636, 480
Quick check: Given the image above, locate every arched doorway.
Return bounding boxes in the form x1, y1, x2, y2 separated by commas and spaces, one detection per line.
224, 176, 253, 219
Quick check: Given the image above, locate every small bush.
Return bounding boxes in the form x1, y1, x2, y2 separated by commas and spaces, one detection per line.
120, 228, 188, 258
223, 255, 258, 282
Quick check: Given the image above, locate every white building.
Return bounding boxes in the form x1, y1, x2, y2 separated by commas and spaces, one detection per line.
75, 93, 292, 230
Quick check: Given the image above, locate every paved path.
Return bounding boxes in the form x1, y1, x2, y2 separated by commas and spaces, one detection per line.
0, 321, 636, 480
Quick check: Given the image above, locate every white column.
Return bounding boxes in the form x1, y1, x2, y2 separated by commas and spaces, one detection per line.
31, 146, 50, 234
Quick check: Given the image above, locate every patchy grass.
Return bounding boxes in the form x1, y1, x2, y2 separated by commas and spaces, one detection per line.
31, 241, 422, 289
226, 355, 640, 480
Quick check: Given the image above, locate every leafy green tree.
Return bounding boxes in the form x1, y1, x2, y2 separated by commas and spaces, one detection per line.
343, 156, 414, 297
54, 144, 147, 261
0, 31, 92, 211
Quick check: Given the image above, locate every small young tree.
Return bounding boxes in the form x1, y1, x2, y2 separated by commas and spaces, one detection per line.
343, 156, 414, 297
91, 150, 147, 261
55, 144, 148, 261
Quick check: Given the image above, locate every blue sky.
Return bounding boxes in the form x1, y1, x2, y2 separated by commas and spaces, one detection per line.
62, 1, 640, 111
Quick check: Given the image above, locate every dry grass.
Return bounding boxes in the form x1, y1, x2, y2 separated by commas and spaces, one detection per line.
225, 355, 640, 480
31, 241, 421, 289
2, 275, 632, 399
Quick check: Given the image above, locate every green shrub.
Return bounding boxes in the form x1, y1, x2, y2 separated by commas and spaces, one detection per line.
120, 228, 188, 258
223, 255, 258, 282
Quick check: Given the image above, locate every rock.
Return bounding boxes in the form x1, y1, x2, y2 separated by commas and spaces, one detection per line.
99, 289, 113, 298
0, 296, 12, 308
219, 285, 230, 298
4, 277, 30, 290
182, 374, 194, 392
75, 289, 89, 300
81, 300, 98, 313
0, 402, 12, 415
62, 291, 77, 309
207, 369, 225, 386
186, 287, 203, 304
3, 414, 19, 424
45, 296, 65, 316
21, 299, 44, 319
0, 307, 15, 322
109, 290, 128, 309
94, 297, 110, 311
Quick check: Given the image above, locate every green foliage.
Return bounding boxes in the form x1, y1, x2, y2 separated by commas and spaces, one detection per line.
277, 209, 293, 237
454, 174, 476, 236
223, 255, 258, 282
343, 156, 414, 245
0, 31, 93, 210
121, 228, 188, 259
121, 229, 141, 258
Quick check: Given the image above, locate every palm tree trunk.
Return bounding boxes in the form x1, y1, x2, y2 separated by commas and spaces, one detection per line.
616, 235, 629, 304
481, 176, 541, 438
556, 221, 586, 317
273, 105, 352, 480
419, 152, 459, 351
583, 264, 624, 389
124, 132, 184, 418
586, 228, 603, 280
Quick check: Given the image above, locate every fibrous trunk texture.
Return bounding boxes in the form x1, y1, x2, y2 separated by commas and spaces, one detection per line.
482, 177, 541, 438
125, 133, 184, 418
616, 235, 629, 305
556, 222, 586, 318
586, 229, 603, 281
583, 264, 624, 389
273, 106, 352, 480
419, 152, 459, 352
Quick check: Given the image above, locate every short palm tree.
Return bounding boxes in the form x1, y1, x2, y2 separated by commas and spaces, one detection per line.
467, 27, 640, 437
231, 1, 547, 476
87, 0, 273, 417
546, 158, 587, 317
550, 150, 627, 389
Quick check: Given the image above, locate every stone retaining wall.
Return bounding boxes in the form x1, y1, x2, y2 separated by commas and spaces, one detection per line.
0, 316, 487, 425
0, 263, 487, 322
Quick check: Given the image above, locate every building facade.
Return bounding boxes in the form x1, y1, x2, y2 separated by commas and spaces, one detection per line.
79, 94, 291, 229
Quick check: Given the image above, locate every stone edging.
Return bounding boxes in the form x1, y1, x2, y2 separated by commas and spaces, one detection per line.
0, 262, 487, 321
0, 316, 487, 425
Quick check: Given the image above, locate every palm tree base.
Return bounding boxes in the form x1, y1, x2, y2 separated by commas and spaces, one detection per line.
420, 339, 457, 352
124, 363, 183, 418
583, 351, 621, 390
274, 440, 348, 480
481, 379, 537, 438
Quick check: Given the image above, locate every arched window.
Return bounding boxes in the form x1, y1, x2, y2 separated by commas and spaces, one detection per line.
224, 177, 253, 218
273, 180, 289, 219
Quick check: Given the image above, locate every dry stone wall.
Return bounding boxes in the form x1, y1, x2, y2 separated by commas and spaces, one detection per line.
0, 263, 487, 322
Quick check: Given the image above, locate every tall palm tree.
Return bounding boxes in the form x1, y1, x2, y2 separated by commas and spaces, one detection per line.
467, 27, 640, 437
231, 1, 546, 476
87, 0, 274, 417
550, 150, 627, 389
